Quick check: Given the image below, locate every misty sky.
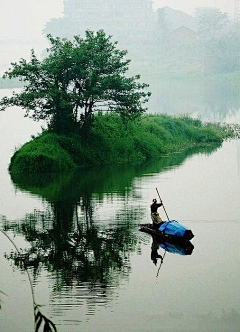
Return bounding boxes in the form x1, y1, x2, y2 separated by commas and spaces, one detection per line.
0, 0, 236, 74
154, 0, 234, 15
0, 0, 235, 40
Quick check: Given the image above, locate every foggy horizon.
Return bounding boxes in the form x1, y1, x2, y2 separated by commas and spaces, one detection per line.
0, 0, 237, 75
0, 0, 236, 41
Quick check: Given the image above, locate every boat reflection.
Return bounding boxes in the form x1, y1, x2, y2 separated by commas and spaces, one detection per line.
151, 235, 194, 266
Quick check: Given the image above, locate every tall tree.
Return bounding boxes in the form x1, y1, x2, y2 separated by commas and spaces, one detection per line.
0, 30, 150, 134
198, 9, 229, 40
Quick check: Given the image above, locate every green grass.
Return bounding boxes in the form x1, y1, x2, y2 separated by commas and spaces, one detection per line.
9, 113, 235, 174
9, 134, 78, 173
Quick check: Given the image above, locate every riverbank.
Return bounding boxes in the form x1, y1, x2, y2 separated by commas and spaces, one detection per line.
9, 113, 235, 174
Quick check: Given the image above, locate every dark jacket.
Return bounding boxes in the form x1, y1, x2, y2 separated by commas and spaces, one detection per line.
151, 202, 162, 213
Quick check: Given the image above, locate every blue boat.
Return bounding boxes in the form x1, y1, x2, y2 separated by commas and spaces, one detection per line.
140, 220, 194, 242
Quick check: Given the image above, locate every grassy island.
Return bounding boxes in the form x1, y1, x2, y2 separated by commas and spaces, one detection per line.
9, 113, 233, 174
0, 31, 237, 174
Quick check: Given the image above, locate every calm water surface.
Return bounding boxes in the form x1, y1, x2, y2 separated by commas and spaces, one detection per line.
0, 88, 240, 332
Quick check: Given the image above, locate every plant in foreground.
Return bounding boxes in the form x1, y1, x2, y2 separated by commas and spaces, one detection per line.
0, 229, 57, 332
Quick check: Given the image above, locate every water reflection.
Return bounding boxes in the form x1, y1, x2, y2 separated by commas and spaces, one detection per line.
0, 290, 7, 309
9, 143, 220, 200
0, 228, 57, 332
151, 235, 194, 267
1, 144, 220, 326
151, 236, 164, 266
150, 235, 194, 283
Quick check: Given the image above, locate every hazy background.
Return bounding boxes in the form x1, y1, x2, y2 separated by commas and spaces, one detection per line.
0, 0, 63, 75
154, 0, 234, 15
0, 0, 236, 74
0, 1, 235, 39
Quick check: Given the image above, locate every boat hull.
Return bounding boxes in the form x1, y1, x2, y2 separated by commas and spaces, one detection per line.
139, 221, 194, 242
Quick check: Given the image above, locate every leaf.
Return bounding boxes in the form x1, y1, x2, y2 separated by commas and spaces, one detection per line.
35, 314, 43, 332
43, 320, 50, 332
34, 305, 57, 332
47, 319, 57, 332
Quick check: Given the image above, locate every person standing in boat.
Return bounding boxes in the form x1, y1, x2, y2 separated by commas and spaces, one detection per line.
150, 198, 163, 229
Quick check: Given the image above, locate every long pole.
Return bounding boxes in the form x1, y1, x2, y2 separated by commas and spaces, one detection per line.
156, 250, 166, 279
156, 188, 170, 221
155, 188, 169, 282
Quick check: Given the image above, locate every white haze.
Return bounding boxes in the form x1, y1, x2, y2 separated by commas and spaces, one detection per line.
0, 0, 63, 75
153, 0, 234, 15
0, 0, 236, 74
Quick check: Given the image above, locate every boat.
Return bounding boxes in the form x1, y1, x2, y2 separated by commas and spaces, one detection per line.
139, 220, 194, 242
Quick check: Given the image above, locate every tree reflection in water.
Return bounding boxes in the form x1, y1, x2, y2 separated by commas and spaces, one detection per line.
1, 144, 219, 317
3, 205, 140, 290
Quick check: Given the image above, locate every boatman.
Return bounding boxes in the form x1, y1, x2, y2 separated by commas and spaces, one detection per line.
150, 198, 163, 229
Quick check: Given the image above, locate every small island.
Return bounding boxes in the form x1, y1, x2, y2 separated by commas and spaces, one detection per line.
0, 31, 235, 174
8, 113, 234, 174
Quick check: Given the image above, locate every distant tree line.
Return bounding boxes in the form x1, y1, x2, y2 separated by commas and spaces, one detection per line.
155, 8, 240, 74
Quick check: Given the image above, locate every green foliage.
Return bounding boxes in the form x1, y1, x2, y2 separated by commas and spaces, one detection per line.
9, 114, 231, 174
9, 134, 78, 173
0, 30, 150, 134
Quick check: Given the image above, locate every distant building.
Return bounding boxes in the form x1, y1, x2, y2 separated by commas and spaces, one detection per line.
43, 3, 237, 73
44, 0, 155, 47
157, 6, 197, 33
171, 26, 198, 42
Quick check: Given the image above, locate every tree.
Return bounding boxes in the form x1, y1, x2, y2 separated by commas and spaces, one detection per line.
198, 9, 229, 40
0, 30, 150, 134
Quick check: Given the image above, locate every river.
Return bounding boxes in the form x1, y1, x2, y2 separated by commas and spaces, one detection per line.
0, 87, 240, 332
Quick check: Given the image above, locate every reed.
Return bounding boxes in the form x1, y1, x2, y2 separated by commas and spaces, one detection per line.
0, 229, 57, 331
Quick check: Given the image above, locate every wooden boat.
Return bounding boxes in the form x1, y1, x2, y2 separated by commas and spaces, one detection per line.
139, 220, 194, 242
